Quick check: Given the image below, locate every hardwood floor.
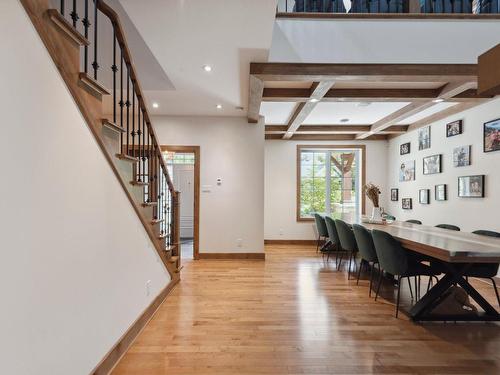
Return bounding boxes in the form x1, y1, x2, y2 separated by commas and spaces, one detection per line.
112, 245, 500, 375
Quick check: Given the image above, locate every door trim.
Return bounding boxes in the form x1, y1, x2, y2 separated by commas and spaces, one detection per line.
161, 145, 200, 260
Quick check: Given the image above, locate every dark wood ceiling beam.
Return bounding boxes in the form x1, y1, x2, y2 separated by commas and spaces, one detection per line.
265, 125, 408, 135
250, 63, 478, 82
282, 81, 334, 139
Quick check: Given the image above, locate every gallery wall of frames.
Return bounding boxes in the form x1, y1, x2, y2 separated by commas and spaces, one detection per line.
387, 98, 500, 233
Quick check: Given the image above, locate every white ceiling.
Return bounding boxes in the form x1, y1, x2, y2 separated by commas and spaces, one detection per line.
260, 102, 298, 124
396, 102, 457, 124
118, 0, 278, 116
304, 102, 411, 125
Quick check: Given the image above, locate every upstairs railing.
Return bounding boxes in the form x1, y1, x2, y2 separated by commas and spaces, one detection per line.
276, 0, 500, 13
56, 0, 177, 252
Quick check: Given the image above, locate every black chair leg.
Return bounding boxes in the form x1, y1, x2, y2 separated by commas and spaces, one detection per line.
336, 252, 344, 271
369, 263, 374, 297
407, 278, 414, 300
356, 259, 364, 285
316, 235, 320, 252
375, 269, 384, 301
426, 276, 432, 292
490, 278, 500, 307
396, 276, 402, 318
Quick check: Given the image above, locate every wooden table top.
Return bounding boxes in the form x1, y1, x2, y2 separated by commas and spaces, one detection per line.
334, 213, 500, 263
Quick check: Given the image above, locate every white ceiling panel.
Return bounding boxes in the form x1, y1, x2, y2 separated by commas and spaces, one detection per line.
260, 102, 298, 125
302, 102, 411, 125
397, 102, 457, 124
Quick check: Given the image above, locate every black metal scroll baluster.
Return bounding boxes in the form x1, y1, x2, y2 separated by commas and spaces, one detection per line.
142, 115, 146, 184
137, 106, 141, 182
119, 51, 124, 153
149, 135, 153, 203
60, 0, 65, 16
132, 87, 136, 160
71, 0, 79, 28
112, 29, 117, 125
82, 0, 90, 73
126, 68, 130, 155
92, 0, 99, 80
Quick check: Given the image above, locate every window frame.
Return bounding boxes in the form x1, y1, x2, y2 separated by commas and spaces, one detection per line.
296, 144, 366, 222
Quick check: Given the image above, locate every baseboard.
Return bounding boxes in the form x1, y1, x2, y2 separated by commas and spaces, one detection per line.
91, 277, 180, 375
265, 239, 316, 245
198, 252, 265, 260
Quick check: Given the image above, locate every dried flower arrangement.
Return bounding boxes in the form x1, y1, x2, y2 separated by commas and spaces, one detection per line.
364, 183, 381, 208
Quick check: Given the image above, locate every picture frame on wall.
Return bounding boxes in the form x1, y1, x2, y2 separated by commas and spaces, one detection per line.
400, 142, 411, 155
446, 120, 463, 137
458, 175, 485, 198
453, 145, 471, 167
419, 189, 430, 204
423, 154, 442, 175
402, 198, 412, 210
435, 184, 447, 201
484, 118, 500, 153
399, 160, 416, 182
391, 188, 399, 201
418, 126, 431, 151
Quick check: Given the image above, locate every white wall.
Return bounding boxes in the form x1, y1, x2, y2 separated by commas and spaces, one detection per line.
152, 116, 265, 253
270, 18, 500, 63
387, 98, 500, 233
0, 2, 170, 374
265, 140, 388, 240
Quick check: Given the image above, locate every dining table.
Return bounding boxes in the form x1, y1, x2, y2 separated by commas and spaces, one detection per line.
335, 213, 500, 322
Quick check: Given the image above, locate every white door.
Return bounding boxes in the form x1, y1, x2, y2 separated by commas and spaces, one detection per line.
173, 164, 194, 238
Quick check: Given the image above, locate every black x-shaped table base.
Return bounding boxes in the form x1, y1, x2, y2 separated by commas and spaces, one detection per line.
409, 263, 500, 322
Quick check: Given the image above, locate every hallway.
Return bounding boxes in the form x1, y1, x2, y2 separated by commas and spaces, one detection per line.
112, 245, 500, 374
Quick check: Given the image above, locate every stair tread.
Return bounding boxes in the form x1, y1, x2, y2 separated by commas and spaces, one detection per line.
102, 119, 125, 133
130, 180, 148, 186
165, 245, 175, 252
158, 233, 167, 239
142, 201, 158, 207
169, 256, 179, 263
116, 153, 139, 162
79, 72, 110, 99
151, 219, 165, 225
47, 9, 89, 46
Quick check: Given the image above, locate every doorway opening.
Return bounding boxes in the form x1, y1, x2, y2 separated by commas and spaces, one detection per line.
161, 146, 200, 261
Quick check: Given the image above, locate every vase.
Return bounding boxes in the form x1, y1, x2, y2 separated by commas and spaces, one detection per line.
371, 207, 383, 222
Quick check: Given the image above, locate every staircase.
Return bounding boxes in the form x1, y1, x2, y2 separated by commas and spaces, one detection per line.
21, 0, 181, 279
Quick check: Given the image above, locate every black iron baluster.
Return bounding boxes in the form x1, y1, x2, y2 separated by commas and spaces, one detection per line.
71, 0, 79, 28
149, 136, 153, 203
60, 0, 65, 15
119, 51, 124, 154
82, 0, 90, 73
92, 0, 99, 80
112, 30, 117, 125
126, 68, 130, 155
132, 87, 136, 161
142, 115, 146, 184
137, 106, 141, 182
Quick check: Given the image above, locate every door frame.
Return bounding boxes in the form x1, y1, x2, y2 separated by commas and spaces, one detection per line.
161, 145, 200, 260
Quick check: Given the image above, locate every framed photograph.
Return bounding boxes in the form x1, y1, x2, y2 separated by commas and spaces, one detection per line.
402, 198, 412, 210
453, 145, 471, 167
446, 120, 463, 137
435, 184, 447, 201
399, 160, 416, 182
458, 175, 485, 198
484, 118, 500, 153
419, 189, 430, 204
423, 154, 442, 175
391, 188, 399, 201
400, 142, 411, 155
418, 126, 431, 151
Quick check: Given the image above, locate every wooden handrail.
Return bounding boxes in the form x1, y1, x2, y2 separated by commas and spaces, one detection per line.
97, 0, 175, 194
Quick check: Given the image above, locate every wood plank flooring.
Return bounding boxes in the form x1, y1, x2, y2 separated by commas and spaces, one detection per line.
112, 245, 500, 375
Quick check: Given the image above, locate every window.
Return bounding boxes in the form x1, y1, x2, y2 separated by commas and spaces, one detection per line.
297, 145, 365, 221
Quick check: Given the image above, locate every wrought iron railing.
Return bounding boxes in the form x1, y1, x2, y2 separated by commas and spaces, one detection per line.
56, 0, 177, 253
276, 0, 500, 13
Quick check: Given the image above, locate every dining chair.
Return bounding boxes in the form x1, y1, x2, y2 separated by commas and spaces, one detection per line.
324, 216, 341, 262
406, 220, 422, 225
334, 219, 358, 279
372, 230, 438, 318
313, 213, 329, 253
352, 224, 379, 296
436, 224, 461, 231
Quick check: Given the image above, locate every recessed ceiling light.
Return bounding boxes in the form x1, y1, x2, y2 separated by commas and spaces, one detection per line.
309, 98, 319, 103
433, 98, 445, 103
216, 104, 222, 109
340, 118, 349, 123
357, 102, 371, 107
203, 65, 212, 72
152, 102, 159, 108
